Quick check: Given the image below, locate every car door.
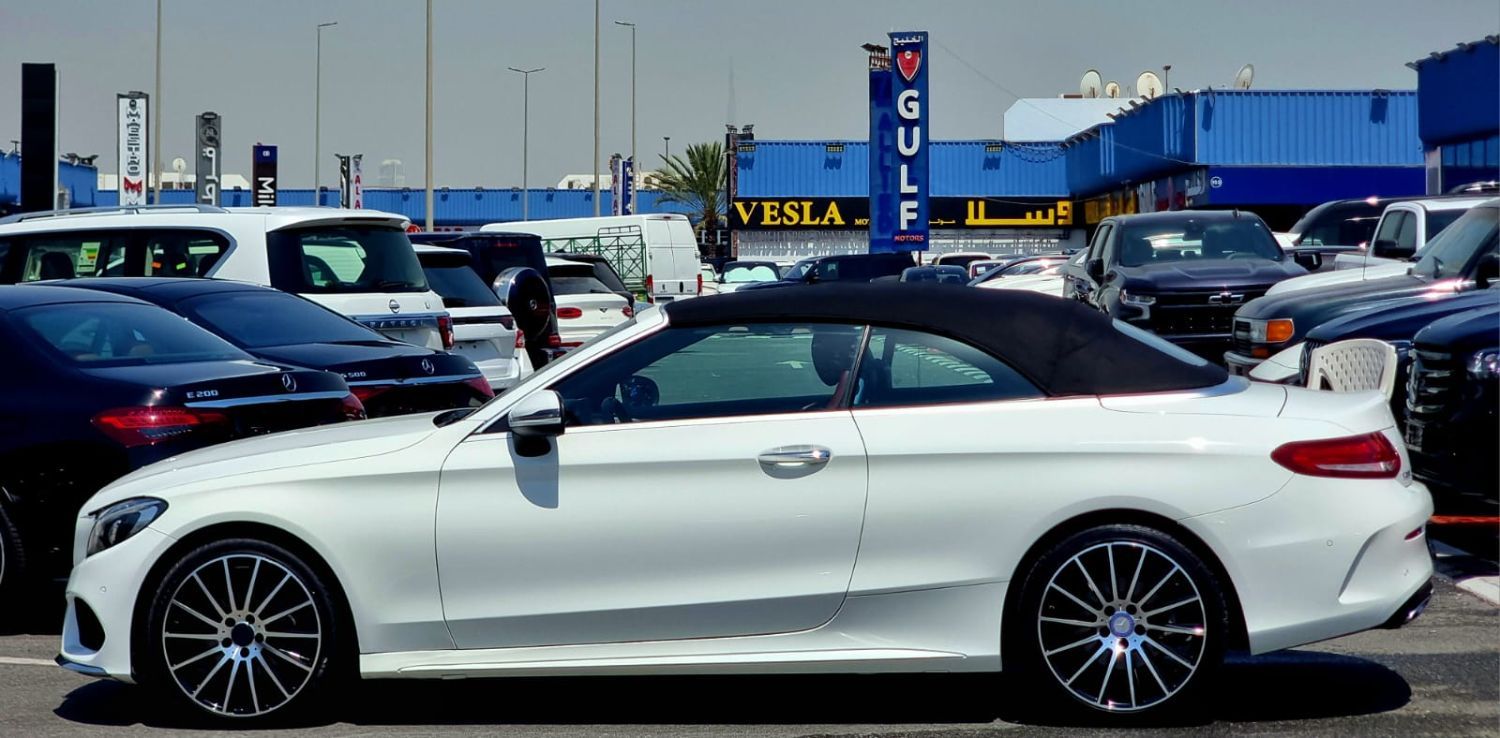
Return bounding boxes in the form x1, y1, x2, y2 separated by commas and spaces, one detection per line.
435, 321, 869, 649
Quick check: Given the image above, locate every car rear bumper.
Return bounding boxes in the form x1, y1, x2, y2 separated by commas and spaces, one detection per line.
1181, 468, 1434, 654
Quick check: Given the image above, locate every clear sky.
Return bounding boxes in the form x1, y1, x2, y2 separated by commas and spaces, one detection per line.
2, 0, 1496, 189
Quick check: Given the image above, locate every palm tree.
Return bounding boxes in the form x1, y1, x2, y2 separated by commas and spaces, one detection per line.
655, 141, 725, 233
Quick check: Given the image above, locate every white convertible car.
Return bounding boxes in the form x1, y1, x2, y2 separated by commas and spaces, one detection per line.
59, 284, 1433, 724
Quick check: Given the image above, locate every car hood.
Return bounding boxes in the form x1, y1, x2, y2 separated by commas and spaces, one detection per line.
1117, 259, 1304, 292
1415, 304, 1500, 353
1306, 289, 1500, 344
90, 411, 447, 507
1266, 262, 1411, 296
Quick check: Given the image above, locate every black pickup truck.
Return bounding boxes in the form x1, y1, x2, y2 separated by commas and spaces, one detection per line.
736, 252, 915, 291
1226, 200, 1500, 373
1061, 210, 1305, 357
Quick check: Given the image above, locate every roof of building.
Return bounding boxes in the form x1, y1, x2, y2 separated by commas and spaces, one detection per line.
663, 282, 1228, 396
1408, 37, 1499, 146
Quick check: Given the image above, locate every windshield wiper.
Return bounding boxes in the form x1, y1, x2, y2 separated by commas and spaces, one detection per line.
374, 280, 417, 290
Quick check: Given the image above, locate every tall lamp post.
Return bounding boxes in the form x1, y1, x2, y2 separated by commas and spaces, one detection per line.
314, 21, 338, 205
151, 0, 162, 204
663, 136, 671, 161
592, 0, 601, 216
614, 21, 636, 191
508, 66, 545, 220
424, 0, 434, 230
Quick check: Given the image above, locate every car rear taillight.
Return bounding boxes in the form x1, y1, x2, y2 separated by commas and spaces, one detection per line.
557, 307, 583, 319
645, 274, 654, 303
340, 394, 368, 420
696, 272, 703, 295
437, 314, 455, 350
1271, 432, 1401, 479
91, 406, 230, 448
622, 304, 634, 318
514, 327, 526, 350
547, 333, 562, 348
351, 385, 394, 404
465, 376, 496, 399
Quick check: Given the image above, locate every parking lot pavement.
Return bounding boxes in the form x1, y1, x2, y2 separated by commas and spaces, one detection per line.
0, 578, 1493, 737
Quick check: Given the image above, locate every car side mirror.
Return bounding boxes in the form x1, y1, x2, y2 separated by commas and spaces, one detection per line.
1293, 251, 1323, 271
1476, 253, 1499, 289
804, 270, 820, 284
1086, 258, 1104, 282
508, 389, 565, 438
1371, 238, 1412, 260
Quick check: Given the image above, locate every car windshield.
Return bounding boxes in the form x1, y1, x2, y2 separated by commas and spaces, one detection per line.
1001, 259, 1064, 276
17, 301, 251, 367
1425, 209, 1468, 242
1411, 206, 1499, 281
180, 291, 382, 349
1291, 203, 1385, 247
1117, 218, 1282, 266
549, 263, 616, 295
723, 262, 779, 283
422, 262, 503, 308
268, 226, 428, 294
784, 260, 814, 280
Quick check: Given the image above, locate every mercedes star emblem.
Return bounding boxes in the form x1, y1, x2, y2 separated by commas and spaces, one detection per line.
280, 373, 298, 392
420, 358, 435, 375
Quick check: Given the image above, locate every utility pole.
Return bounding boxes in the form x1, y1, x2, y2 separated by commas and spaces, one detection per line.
314, 21, 337, 205
591, 0, 601, 216
508, 67, 544, 220
152, 0, 162, 204
615, 21, 636, 190
425, 0, 434, 230
663, 136, 670, 161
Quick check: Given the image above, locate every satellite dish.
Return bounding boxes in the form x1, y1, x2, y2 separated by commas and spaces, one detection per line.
1079, 69, 1103, 98
1234, 64, 1255, 90
171, 157, 186, 175
1104, 81, 1122, 99
1136, 71, 1163, 99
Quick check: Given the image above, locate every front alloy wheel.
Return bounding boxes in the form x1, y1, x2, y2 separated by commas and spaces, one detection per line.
145, 540, 341, 721
1017, 525, 1227, 719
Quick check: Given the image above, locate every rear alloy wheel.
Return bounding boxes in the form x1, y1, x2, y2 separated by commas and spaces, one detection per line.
1016, 525, 1227, 719
144, 539, 342, 722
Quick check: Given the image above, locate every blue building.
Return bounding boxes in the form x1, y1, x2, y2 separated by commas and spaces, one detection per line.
1409, 36, 1500, 193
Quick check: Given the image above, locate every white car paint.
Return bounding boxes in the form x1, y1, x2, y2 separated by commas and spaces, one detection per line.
1330, 197, 1488, 271
1266, 261, 1411, 296
1248, 343, 1305, 384
546, 256, 631, 349
60, 305, 1432, 720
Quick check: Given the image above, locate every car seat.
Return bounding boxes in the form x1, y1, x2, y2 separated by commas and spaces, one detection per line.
38, 252, 76, 280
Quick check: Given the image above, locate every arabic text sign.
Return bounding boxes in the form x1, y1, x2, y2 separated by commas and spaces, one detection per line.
195, 112, 221, 206
117, 93, 149, 206
869, 31, 930, 253
730, 197, 1073, 230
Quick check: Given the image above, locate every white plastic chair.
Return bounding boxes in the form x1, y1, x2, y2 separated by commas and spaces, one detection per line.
1305, 338, 1400, 399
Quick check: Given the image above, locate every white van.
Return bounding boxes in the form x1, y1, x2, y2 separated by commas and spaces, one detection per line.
482, 214, 703, 303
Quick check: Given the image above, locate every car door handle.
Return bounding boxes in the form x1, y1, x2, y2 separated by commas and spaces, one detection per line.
757, 445, 832, 468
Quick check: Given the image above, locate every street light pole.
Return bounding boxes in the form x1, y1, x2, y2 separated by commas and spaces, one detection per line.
425, 0, 434, 231
614, 21, 636, 191
151, 0, 162, 203
592, 0, 601, 216
663, 136, 670, 161
508, 67, 545, 220
314, 21, 337, 205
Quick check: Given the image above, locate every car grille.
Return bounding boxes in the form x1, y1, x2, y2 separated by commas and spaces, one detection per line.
1298, 339, 1324, 386
1151, 290, 1266, 338
1232, 319, 1254, 355
1405, 349, 1460, 419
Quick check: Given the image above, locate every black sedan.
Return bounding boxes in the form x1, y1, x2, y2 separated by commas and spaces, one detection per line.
0, 285, 362, 591
57, 279, 495, 418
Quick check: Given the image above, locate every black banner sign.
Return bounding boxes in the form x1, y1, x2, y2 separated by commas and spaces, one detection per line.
729, 197, 1073, 231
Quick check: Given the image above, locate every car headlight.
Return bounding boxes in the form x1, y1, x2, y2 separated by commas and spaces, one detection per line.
1246, 318, 1295, 344
1470, 348, 1500, 380
87, 498, 167, 557
1120, 290, 1156, 306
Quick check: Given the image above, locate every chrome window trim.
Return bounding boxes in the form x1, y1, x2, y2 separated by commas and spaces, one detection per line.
184, 389, 351, 409
345, 374, 481, 387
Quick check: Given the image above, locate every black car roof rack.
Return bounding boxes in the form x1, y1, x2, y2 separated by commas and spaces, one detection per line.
0, 203, 231, 225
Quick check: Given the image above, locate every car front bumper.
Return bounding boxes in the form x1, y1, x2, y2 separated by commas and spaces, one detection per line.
57, 526, 179, 684
1182, 461, 1434, 655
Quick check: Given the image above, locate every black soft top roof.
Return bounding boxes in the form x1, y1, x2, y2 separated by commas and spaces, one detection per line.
663, 283, 1227, 397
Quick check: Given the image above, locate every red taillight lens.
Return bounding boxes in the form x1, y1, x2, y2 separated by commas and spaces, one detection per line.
1271, 432, 1401, 479
696, 272, 703, 295
91, 406, 230, 448
622, 304, 634, 318
547, 333, 562, 348
351, 385, 394, 404
557, 307, 583, 319
514, 327, 526, 350
340, 394, 367, 420
465, 376, 496, 399
437, 314, 455, 350
645, 274, 654, 303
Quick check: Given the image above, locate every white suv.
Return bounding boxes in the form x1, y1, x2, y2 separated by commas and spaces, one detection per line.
414, 244, 532, 391
0, 204, 450, 350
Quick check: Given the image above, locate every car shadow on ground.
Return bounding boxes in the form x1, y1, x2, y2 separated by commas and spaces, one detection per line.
54, 650, 1409, 730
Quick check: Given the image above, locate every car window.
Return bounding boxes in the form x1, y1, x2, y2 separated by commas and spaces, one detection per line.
1425, 210, 1466, 243
1395, 212, 1419, 252
550, 323, 864, 426
854, 327, 1042, 408
18, 231, 136, 281
15, 302, 250, 367
1086, 225, 1113, 262
145, 231, 229, 278
816, 259, 842, 281
180, 291, 382, 348
549, 263, 615, 295
1116, 218, 1282, 266
1292, 202, 1384, 247
590, 262, 630, 293
423, 263, 503, 308
1412, 206, 1499, 281
268, 227, 428, 294
723, 263, 778, 282
1372, 211, 1405, 250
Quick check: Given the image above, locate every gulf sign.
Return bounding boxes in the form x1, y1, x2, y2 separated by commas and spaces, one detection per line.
869, 31, 929, 252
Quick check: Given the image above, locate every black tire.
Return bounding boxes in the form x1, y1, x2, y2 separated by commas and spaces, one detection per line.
1008, 524, 1228, 723
140, 538, 345, 724
0, 498, 26, 605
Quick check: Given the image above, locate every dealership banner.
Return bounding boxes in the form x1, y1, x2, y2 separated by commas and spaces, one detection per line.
252, 144, 278, 207
117, 93, 149, 206
869, 31, 930, 253
730, 197, 1072, 231
195, 112, 221, 206
338, 154, 364, 209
